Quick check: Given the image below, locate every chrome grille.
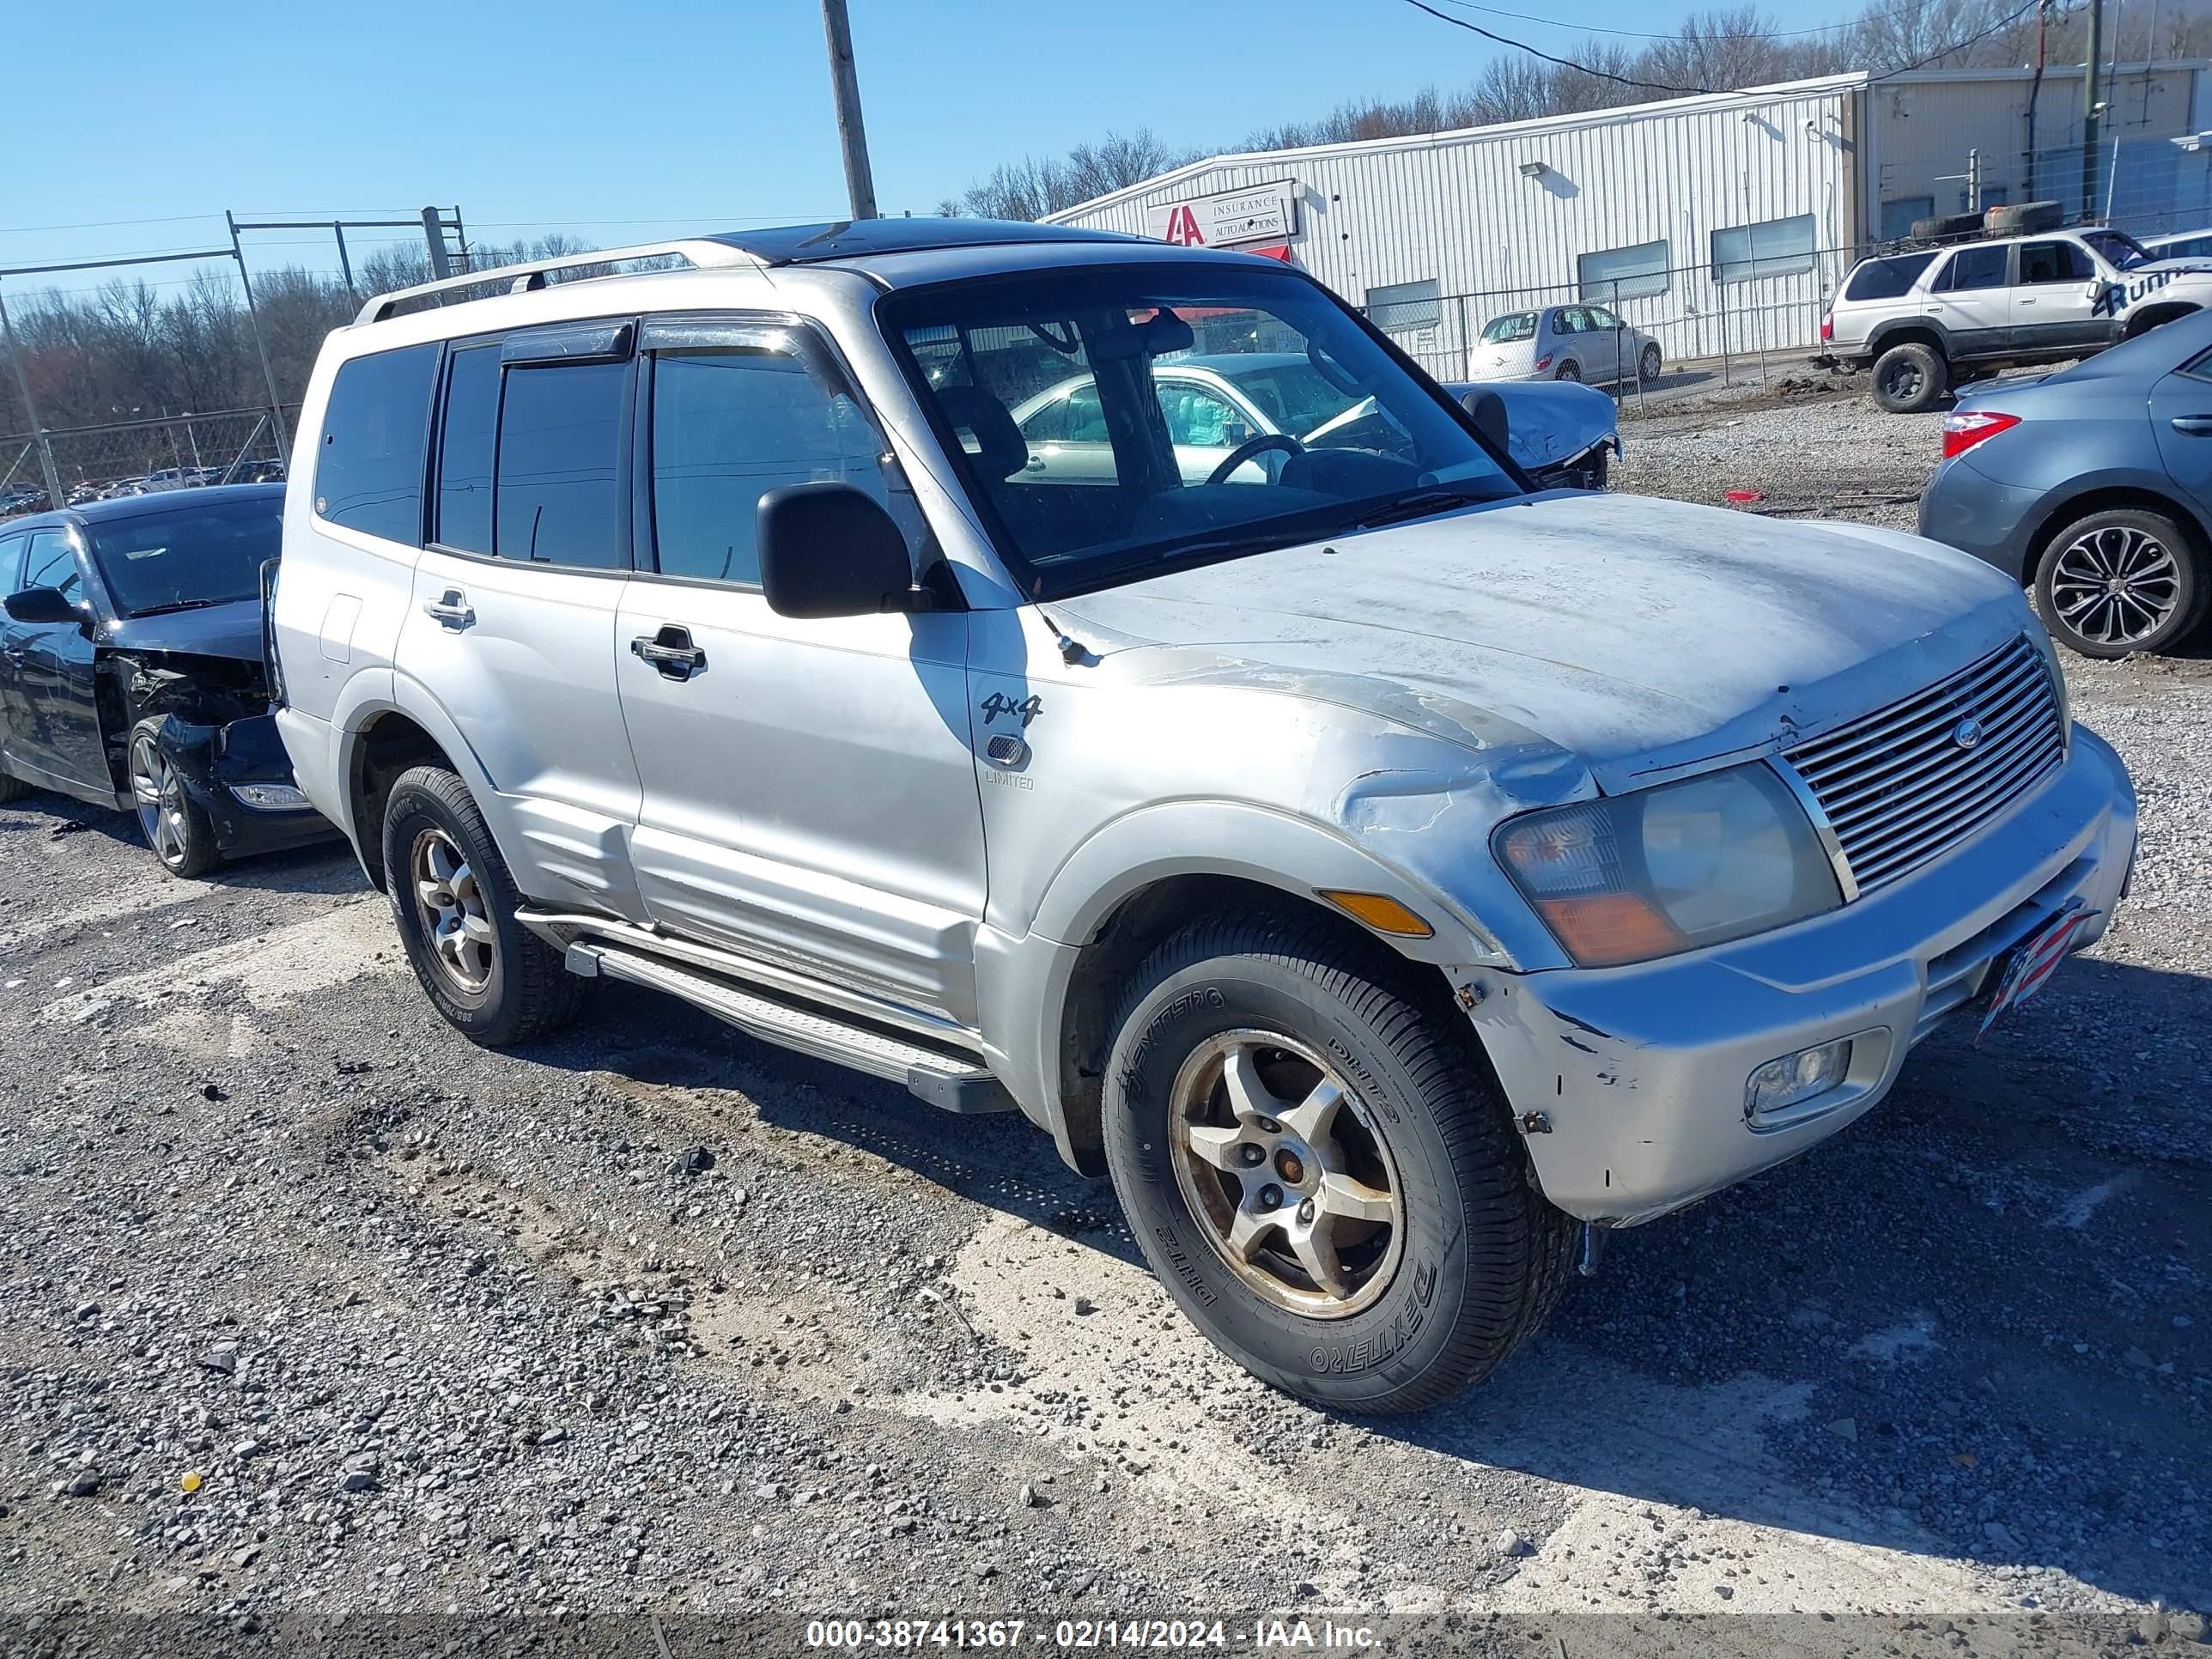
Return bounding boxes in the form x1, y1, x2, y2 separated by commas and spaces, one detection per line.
1784, 635, 2066, 896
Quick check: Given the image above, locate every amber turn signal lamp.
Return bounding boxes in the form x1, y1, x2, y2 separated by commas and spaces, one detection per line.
1316, 890, 1435, 938
1533, 891, 1681, 967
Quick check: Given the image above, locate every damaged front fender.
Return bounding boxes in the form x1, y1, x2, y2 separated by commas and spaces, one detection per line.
151, 711, 335, 860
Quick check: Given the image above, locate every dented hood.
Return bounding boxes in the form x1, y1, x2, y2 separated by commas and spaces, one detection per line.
101, 596, 266, 665
1054, 492, 2029, 793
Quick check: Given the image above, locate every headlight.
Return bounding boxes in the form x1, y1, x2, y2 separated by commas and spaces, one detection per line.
1493, 763, 1844, 968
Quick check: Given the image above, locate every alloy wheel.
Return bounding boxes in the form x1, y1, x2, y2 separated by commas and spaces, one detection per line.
129, 732, 192, 870
1168, 1030, 1405, 1319
2051, 523, 2182, 647
410, 826, 497, 994
1882, 359, 1923, 403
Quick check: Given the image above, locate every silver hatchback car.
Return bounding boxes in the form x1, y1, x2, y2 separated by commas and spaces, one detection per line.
273, 221, 2133, 1413
1474, 301, 1662, 386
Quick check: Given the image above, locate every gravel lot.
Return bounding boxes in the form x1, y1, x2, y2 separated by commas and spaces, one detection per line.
3, 394, 2209, 1653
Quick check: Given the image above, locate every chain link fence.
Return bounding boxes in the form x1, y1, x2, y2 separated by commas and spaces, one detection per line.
1, 408, 290, 520
1371, 246, 1857, 399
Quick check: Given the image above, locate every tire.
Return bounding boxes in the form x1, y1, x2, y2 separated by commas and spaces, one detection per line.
380, 764, 586, 1046
2033, 507, 2208, 659
1909, 211, 1984, 241
1984, 200, 2063, 235
1872, 342, 1947, 413
0, 767, 31, 805
1638, 343, 1662, 384
1100, 911, 1574, 1414
1553, 360, 1583, 384
127, 718, 218, 878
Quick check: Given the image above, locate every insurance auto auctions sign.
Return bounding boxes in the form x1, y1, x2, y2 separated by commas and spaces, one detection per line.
1144, 182, 1299, 248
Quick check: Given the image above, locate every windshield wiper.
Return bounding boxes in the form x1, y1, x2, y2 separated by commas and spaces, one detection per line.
1352, 487, 1494, 530
129, 598, 230, 617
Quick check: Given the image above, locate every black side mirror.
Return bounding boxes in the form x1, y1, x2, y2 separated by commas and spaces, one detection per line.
1462, 389, 1511, 453
757, 483, 916, 620
3, 586, 85, 627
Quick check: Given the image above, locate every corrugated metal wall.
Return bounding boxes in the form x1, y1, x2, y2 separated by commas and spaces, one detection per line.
1053, 82, 1861, 372
1053, 66, 2206, 370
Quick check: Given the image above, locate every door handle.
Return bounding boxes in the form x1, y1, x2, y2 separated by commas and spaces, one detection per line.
2017, 298, 2038, 306
630, 628, 707, 681
2172, 416, 2212, 435
422, 590, 476, 629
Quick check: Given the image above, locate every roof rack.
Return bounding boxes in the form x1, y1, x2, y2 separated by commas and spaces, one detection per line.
354, 239, 762, 325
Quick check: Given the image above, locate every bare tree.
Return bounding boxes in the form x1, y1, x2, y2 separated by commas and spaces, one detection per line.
944, 128, 1203, 220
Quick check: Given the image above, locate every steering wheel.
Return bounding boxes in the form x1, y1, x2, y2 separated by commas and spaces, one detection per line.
1206, 432, 1304, 486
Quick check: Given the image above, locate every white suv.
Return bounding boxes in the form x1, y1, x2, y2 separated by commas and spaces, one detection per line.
1820, 226, 2212, 410
274, 222, 2134, 1412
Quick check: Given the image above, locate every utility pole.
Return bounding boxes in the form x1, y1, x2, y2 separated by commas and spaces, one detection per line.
0, 286, 64, 511
820, 0, 878, 221
421, 207, 454, 280
2081, 0, 2105, 221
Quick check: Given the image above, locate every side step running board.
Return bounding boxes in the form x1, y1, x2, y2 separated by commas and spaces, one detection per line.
563, 939, 1016, 1115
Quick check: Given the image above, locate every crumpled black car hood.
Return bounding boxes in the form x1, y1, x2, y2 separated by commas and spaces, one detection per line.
101, 597, 265, 664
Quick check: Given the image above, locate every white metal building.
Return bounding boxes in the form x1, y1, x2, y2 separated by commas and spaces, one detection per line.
1045, 64, 2212, 373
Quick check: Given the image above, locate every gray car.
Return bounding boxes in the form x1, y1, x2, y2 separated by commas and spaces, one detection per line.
1006, 354, 1618, 491
1918, 310, 2212, 657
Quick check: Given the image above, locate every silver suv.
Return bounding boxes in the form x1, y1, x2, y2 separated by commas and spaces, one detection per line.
274, 222, 2136, 1412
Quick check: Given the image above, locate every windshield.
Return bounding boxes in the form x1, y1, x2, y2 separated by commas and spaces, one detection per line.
83, 495, 280, 616
888, 264, 1518, 598
2081, 228, 2150, 270
1482, 312, 1539, 343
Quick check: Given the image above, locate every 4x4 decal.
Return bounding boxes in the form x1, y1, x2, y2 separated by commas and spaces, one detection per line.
979, 691, 1043, 727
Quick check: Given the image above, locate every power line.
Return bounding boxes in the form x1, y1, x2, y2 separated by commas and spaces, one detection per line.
0, 213, 217, 236
1400, 0, 2051, 94
1427, 0, 2045, 43
1399, 0, 1723, 92
1873, 0, 2048, 76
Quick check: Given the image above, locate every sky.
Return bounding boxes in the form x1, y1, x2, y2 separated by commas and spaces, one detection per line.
6, 0, 1875, 301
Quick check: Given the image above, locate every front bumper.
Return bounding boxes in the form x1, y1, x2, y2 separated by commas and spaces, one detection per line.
156, 712, 339, 860
1468, 726, 2135, 1224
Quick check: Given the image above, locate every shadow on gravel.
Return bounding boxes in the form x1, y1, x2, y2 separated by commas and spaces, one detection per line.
516, 953, 2210, 1610
0, 790, 356, 892
533, 978, 1141, 1265
1387, 957, 2212, 1610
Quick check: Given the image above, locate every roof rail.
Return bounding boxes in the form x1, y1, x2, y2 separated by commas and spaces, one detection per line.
354, 239, 761, 325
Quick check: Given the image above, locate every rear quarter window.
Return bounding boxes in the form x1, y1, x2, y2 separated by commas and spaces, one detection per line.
1844, 252, 1938, 301
313, 343, 439, 544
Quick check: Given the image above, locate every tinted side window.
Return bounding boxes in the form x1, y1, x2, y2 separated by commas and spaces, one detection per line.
2020, 240, 2092, 284
314, 343, 437, 544
1936, 246, 2008, 292
436, 344, 501, 554
0, 534, 27, 591
495, 362, 628, 568
22, 530, 81, 598
649, 344, 886, 586
1844, 252, 1936, 301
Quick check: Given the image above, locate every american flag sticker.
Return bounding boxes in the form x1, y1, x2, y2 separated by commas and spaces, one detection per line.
1976, 898, 2100, 1044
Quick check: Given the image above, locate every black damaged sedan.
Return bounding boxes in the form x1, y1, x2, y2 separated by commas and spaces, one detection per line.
0, 483, 333, 876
